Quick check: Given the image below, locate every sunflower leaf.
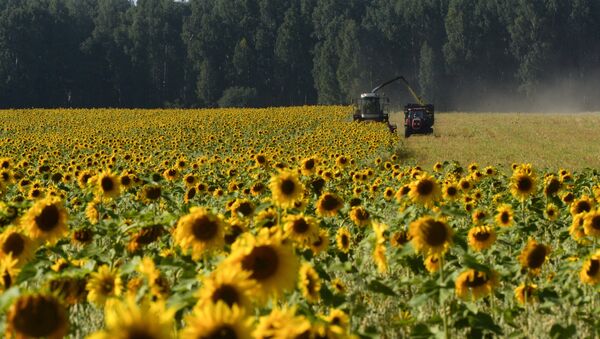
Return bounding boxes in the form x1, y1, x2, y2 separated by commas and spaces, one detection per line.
367, 280, 397, 296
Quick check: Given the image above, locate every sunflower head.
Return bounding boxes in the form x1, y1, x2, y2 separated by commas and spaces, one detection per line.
583, 210, 600, 238
409, 216, 453, 256
7, 294, 68, 339
570, 196, 594, 216
518, 239, 550, 275
579, 251, 600, 285
283, 214, 318, 247
22, 197, 68, 245
96, 171, 121, 199
467, 226, 496, 252
510, 171, 536, 201
408, 174, 441, 206
543, 175, 561, 196
514, 283, 538, 305
299, 263, 321, 303
336, 227, 352, 254
173, 207, 225, 260
495, 204, 514, 227
86, 265, 123, 306
269, 171, 304, 209
197, 267, 258, 311
455, 269, 498, 300
316, 192, 344, 217
349, 206, 370, 227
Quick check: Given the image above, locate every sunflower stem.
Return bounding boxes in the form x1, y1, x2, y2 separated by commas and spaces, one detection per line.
524, 274, 530, 336
439, 254, 449, 339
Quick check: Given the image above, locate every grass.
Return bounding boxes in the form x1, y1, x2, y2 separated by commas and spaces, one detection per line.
390, 112, 600, 170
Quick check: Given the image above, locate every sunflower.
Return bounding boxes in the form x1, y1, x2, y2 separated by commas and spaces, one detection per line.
299, 262, 321, 303
21, 197, 68, 245
227, 229, 299, 302
455, 269, 498, 301
408, 173, 441, 206
510, 171, 536, 201
579, 250, 600, 285
471, 209, 487, 225
173, 207, 225, 260
442, 181, 460, 201
88, 296, 175, 339
544, 204, 559, 221
86, 265, 123, 306
518, 239, 550, 275
283, 214, 318, 247
514, 283, 538, 305
316, 192, 344, 217
543, 175, 561, 197
458, 178, 472, 192
85, 200, 100, 224
570, 195, 594, 216
583, 209, 600, 237
254, 307, 311, 339
253, 208, 278, 229
0, 226, 35, 267
140, 184, 162, 203
331, 278, 346, 294
196, 266, 258, 311
409, 216, 452, 256
390, 230, 411, 248
6, 294, 68, 339
424, 254, 441, 273
269, 171, 304, 209
336, 227, 352, 253
0, 254, 19, 290
395, 184, 411, 202
311, 229, 330, 255
467, 226, 496, 252
433, 162, 443, 172
562, 191, 575, 204
569, 214, 587, 242
495, 204, 514, 227
372, 222, 388, 274
231, 199, 255, 219
95, 170, 121, 199
182, 301, 253, 339
349, 206, 371, 227
323, 308, 350, 334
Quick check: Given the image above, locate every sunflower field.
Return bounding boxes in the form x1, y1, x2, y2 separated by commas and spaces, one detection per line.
0, 107, 599, 339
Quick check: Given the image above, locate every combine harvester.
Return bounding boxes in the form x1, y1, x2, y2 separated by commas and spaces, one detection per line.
353, 76, 435, 137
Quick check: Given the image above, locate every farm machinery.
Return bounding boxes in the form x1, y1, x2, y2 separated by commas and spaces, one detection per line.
353, 76, 434, 137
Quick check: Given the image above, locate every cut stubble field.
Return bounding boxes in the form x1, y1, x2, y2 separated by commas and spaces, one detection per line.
391, 112, 600, 170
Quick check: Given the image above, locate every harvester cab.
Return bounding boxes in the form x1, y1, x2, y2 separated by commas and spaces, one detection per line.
353, 76, 434, 137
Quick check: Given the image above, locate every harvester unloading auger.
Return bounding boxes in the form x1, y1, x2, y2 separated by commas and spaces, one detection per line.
353, 76, 435, 137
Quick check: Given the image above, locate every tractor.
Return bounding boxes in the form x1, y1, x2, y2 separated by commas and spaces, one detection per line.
353, 76, 434, 137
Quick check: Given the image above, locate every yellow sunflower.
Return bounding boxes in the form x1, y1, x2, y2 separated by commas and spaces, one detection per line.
227, 229, 299, 302
21, 197, 68, 245
88, 296, 175, 339
0, 254, 19, 290
467, 226, 496, 252
455, 269, 498, 301
231, 199, 255, 219
471, 209, 487, 225
408, 173, 441, 206
544, 204, 559, 221
86, 265, 123, 306
95, 170, 121, 199
583, 209, 600, 238
196, 266, 258, 311
182, 302, 253, 339
495, 204, 514, 227
269, 171, 305, 209
316, 192, 344, 217
299, 262, 321, 303
579, 250, 600, 285
336, 227, 352, 254
424, 254, 441, 273
442, 181, 461, 201
254, 306, 311, 339
7, 294, 68, 339
310, 229, 330, 255
518, 239, 550, 275
349, 206, 371, 227
173, 207, 225, 260
569, 214, 587, 242
409, 216, 453, 256
0, 226, 36, 267
514, 283, 538, 305
510, 171, 536, 201
543, 175, 561, 197
570, 195, 594, 216
283, 214, 318, 247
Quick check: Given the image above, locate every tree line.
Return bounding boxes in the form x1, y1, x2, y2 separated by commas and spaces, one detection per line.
1, 0, 599, 110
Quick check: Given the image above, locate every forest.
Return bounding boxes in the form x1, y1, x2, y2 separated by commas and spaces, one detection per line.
1, 0, 600, 110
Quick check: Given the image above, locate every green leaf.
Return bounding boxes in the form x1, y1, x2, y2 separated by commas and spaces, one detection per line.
367, 280, 397, 296
462, 254, 490, 273
410, 323, 433, 339
0, 287, 20, 313
549, 324, 576, 339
